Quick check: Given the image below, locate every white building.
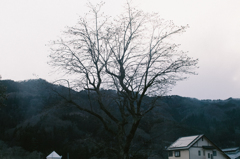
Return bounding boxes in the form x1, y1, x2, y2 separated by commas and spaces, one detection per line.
167, 134, 230, 159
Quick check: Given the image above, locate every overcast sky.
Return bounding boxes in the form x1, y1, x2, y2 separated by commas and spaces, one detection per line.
0, 0, 240, 100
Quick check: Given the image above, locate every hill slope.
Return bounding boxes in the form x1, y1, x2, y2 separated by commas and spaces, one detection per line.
0, 79, 240, 159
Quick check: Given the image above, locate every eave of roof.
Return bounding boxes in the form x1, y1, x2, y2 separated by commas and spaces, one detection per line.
202, 146, 215, 149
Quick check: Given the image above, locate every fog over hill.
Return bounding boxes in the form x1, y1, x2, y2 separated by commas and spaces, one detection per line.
0, 79, 240, 159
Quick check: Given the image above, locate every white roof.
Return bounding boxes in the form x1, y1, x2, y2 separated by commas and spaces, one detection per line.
167, 134, 203, 150
222, 147, 239, 152
170, 135, 198, 148
46, 151, 62, 159
226, 151, 240, 159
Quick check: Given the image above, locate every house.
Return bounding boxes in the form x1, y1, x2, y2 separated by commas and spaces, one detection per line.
167, 134, 230, 159
222, 147, 240, 159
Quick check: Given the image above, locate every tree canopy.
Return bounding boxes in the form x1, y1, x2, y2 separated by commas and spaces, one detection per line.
49, 2, 198, 159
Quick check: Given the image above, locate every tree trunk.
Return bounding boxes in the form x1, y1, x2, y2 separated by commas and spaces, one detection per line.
118, 118, 141, 159
118, 152, 129, 159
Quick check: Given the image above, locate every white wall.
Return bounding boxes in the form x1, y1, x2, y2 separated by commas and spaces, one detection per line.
189, 136, 228, 159
168, 150, 189, 159
189, 147, 208, 159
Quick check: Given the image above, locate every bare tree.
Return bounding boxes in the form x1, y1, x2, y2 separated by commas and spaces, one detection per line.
49, 2, 198, 159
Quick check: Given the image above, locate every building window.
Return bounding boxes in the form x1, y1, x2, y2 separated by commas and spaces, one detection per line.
175, 151, 180, 157
213, 151, 217, 156
203, 150, 205, 156
168, 151, 173, 157
208, 153, 210, 158
198, 150, 201, 156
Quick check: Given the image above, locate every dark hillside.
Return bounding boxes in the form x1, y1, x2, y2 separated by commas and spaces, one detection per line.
0, 79, 240, 159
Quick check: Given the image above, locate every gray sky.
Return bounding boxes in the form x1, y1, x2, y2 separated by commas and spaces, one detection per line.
0, 0, 240, 100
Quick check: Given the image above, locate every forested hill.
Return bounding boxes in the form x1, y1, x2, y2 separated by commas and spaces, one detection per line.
0, 79, 240, 159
